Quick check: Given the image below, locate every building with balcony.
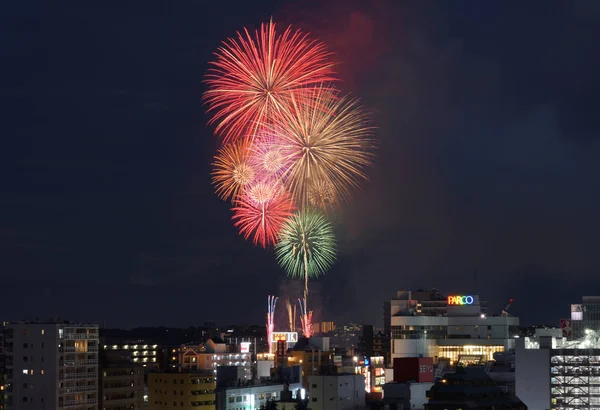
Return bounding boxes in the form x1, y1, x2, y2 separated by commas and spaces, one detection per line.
386, 290, 518, 364
148, 371, 215, 410
100, 365, 144, 410
3, 321, 99, 410
515, 328, 600, 410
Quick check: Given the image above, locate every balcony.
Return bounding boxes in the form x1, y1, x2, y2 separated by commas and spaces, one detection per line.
62, 333, 98, 340
60, 385, 97, 394
62, 360, 99, 367
62, 373, 97, 380
61, 399, 98, 407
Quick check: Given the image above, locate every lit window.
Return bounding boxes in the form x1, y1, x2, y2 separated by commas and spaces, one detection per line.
23, 369, 28, 374
30, 370, 34, 375
41, 329, 45, 335
41, 370, 45, 375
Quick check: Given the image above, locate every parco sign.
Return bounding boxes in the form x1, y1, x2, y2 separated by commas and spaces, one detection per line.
447, 295, 474, 305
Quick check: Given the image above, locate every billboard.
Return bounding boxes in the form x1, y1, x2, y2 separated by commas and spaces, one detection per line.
561, 319, 572, 337
393, 357, 434, 383
447, 295, 475, 306
240, 342, 251, 353
276, 340, 287, 366
271, 332, 298, 343
571, 304, 583, 321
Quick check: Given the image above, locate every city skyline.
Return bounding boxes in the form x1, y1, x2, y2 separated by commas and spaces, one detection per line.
1, 0, 599, 328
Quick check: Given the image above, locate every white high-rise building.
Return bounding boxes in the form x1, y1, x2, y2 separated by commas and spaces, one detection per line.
4, 321, 99, 410
516, 327, 600, 409
385, 290, 519, 364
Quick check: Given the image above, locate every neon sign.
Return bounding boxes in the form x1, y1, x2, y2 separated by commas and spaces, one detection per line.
448, 295, 474, 305
271, 332, 298, 343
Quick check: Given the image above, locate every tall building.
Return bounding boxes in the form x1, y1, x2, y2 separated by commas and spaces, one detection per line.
386, 290, 518, 364
515, 328, 600, 410
358, 325, 390, 366
286, 338, 331, 388
100, 365, 144, 409
176, 339, 252, 380
307, 374, 365, 410
0, 323, 6, 410
3, 321, 99, 410
566, 296, 600, 339
148, 371, 215, 410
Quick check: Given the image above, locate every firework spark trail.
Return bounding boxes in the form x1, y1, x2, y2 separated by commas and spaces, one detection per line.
232, 184, 295, 248
285, 298, 297, 333
298, 298, 313, 338
265, 86, 376, 208
267, 295, 278, 352
204, 19, 338, 142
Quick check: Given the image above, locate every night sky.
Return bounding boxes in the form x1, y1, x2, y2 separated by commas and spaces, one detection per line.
1, 0, 599, 329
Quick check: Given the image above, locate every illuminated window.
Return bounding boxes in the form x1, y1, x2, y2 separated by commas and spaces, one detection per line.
41, 329, 45, 335
41, 370, 44, 375
22, 369, 28, 374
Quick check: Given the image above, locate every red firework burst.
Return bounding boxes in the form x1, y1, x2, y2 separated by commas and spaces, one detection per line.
204, 19, 337, 142
231, 183, 295, 248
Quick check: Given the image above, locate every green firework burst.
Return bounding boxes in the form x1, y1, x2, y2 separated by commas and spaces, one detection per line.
275, 209, 337, 279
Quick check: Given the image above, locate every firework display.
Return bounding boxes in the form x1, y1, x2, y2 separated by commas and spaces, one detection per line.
267, 295, 278, 352
211, 139, 255, 201
264, 88, 375, 208
204, 19, 337, 142
231, 184, 294, 248
204, 19, 376, 338
274, 209, 336, 280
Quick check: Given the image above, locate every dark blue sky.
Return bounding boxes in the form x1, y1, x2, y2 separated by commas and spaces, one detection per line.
1, 0, 599, 328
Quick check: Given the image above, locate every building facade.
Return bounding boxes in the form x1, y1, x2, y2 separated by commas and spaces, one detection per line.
426, 366, 527, 409
568, 296, 600, 340
101, 343, 160, 369
3, 321, 99, 410
216, 382, 303, 410
100, 365, 144, 410
307, 374, 365, 410
358, 325, 391, 366
386, 290, 518, 364
516, 329, 600, 410
148, 371, 216, 410
178, 345, 252, 380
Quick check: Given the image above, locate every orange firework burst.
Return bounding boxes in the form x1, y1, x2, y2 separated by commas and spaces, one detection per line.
266, 86, 376, 207
203, 19, 337, 142
232, 182, 295, 248
211, 140, 255, 202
